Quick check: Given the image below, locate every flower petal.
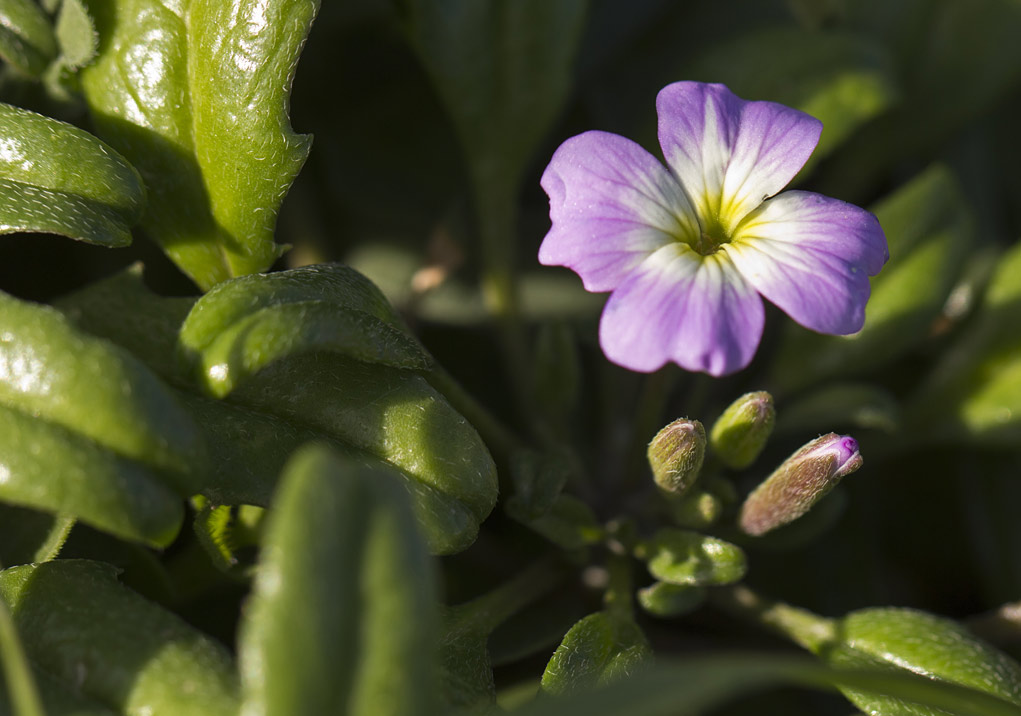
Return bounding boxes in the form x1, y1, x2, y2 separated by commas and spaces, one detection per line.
724, 190, 889, 335
599, 243, 764, 376
656, 82, 822, 233
539, 130, 699, 291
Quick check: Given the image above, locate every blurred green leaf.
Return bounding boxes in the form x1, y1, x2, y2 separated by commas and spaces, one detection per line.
0, 102, 144, 246
58, 266, 498, 555
686, 26, 897, 171
80, 0, 319, 289
54, 0, 96, 70
510, 494, 603, 551
179, 264, 430, 398
639, 529, 746, 587
770, 165, 974, 393
907, 240, 1021, 445
515, 655, 1021, 716
823, 607, 1021, 715
238, 445, 438, 716
0, 0, 56, 76
0, 560, 239, 714
637, 582, 706, 619
540, 612, 651, 696
0, 594, 44, 716
776, 383, 900, 435
403, 0, 587, 202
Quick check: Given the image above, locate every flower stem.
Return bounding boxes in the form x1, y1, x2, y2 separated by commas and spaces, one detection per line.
709, 584, 837, 654
604, 551, 636, 621
447, 556, 568, 636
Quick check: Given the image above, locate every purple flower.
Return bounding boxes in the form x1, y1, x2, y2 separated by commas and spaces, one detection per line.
539, 82, 889, 376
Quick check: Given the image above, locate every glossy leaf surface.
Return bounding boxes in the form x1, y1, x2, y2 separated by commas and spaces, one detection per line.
0, 103, 144, 246
0, 560, 239, 715
824, 607, 1021, 715
179, 264, 430, 397
58, 266, 498, 554
0, 0, 56, 76
80, 0, 319, 288
238, 445, 438, 716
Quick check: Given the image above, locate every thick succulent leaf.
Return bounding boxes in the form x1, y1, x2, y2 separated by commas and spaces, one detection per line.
0, 0, 56, 76
541, 612, 651, 696
0, 560, 239, 715
179, 264, 431, 397
907, 240, 1021, 444
0, 291, 206, 546
514, 655, 1021, 716
80, 0, 319, 288
58, 267, 498, 555
639, 529, 747, 587
0, 291, 203, 483
0, 103, 144, 246
771, 165, 975, 393
238, 445, 438, 716
685, 27, 897, 172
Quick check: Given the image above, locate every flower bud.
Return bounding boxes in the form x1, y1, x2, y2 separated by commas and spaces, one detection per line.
638, 582, 706, 618
710, 391, 775, 469
739, 433, 862, 536
666, 489, 722, 529
647, 418, 706, 496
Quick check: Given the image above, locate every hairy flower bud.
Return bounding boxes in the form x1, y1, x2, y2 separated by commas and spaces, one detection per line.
647, 419, 706, 495
739, 433, 862, 536
710, 391, 775, 469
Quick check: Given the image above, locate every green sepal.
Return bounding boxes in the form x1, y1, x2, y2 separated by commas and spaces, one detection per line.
540, 611, 652, 696
637, 529, 746, 587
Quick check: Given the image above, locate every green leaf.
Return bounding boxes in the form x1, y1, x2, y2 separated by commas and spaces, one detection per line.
639, 529, 747, 587
58, 267, 498, 554
685, 26, 898, 171
178, 264, 431, 397
0, 291, 208, 546
906, 240, 1021, 445
54, 0, 96, 70
0, 102, 144, 246
0, 560, 239, 715
540, 612, 651, 696
0, 0, 56, 76
238, 445, 438, 716
824, 607, 1021, 715
770, 165, 975, 393
80, 0, 320, 288
515, 655, 1021, 716
509, 494, 603, 551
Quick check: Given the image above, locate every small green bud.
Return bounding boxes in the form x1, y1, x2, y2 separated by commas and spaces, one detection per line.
639, 529, 747, 587
637, 582, 706, 618
710, 391, 775, 469
740, 433, 862, 536
666, 489, 722, 529
647, 419, 706, 495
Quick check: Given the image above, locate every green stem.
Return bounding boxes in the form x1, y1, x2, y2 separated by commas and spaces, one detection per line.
448, 557, 567, 636
0, 598, 45, 716
426, 362, 523, 461
604, 551, 635, 621
623, 368, 681, 491
32, 513, 75, 563
710, 584, 837, 654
